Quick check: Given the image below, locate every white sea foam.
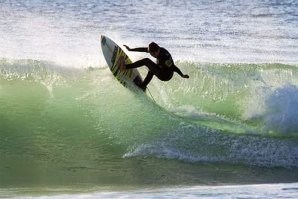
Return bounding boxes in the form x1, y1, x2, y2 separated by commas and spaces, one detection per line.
6, 183, 298, 199
265, 84, 298, 134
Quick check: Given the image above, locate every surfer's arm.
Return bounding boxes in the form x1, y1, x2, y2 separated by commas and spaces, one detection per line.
172, 65, 189, 78
124, 45, 148, 52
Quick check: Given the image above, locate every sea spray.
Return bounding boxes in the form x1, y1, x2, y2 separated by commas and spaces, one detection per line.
265, 84, 298, 135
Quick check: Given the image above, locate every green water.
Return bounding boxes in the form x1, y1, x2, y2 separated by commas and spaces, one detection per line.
1, 59, 298, 190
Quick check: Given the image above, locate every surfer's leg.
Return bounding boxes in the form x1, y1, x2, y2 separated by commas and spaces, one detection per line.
141, 71, 154, 90
126, 58, 165, 88
125, 58, 157, 70
127, 58, 166, 77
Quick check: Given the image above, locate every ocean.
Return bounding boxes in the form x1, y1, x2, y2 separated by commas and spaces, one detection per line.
1, 0, 298, 198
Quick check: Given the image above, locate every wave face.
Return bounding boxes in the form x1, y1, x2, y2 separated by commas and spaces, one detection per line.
1, 59, 298, 188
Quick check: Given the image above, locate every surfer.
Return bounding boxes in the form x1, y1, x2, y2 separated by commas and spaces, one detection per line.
119, 42, 189, 90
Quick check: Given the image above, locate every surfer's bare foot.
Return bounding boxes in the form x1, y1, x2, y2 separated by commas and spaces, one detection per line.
118, 56, 126, 71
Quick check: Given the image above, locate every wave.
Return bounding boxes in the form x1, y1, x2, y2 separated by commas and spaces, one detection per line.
147, 61, 298, 136
1, 58, 298, 168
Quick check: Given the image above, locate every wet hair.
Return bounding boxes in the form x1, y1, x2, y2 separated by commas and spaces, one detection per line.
148, 42, 160, 52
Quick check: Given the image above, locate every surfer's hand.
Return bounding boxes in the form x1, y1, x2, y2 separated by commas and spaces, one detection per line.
183, 74, 189, 78
123, 45, 131, 51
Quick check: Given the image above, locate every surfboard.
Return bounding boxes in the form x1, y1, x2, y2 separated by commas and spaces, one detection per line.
101, 35, 144, 92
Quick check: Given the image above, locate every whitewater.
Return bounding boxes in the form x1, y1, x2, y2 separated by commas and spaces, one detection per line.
1, 0, 298, 198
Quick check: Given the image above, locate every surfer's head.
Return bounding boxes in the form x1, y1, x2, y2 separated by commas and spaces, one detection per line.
148, 42, 160, 58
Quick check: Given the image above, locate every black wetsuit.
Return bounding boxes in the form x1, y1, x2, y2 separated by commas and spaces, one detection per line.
125, 47, 185, 89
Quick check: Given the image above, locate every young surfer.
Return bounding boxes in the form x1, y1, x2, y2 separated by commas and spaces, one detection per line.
119, 42, 189, 91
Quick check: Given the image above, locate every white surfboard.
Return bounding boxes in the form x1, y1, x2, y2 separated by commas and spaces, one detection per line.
101, 35, 144, 92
